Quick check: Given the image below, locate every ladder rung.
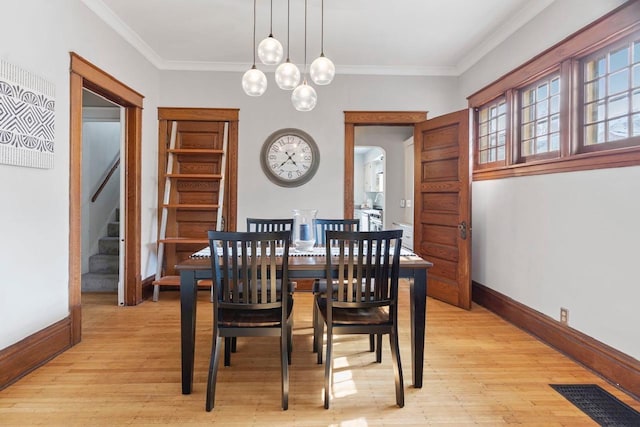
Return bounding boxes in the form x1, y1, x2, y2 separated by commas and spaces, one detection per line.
165, 173, 222, 180
162, 204, 219, 210
168, 148, 224, 155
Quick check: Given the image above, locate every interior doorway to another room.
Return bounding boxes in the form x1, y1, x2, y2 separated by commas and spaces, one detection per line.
353, 126, 413, 234
81, 89, 124, 306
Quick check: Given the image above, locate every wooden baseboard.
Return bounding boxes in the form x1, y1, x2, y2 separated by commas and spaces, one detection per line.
0, 316, 72, 391
472, 281, 640, 399
141, 274, 155, 301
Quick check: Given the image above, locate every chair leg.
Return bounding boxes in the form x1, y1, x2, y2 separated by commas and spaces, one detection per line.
389, 329, 405, 408
231, 337, 237, 352
287, 318, 293, 365
224, 337, 232, 366
205, 336, 222, 411
281, 332, 289, 410
375, 333, 383, 363
324, 325, 333, 409
315, 311, 324, 364
312, 296, 318, 353
369, 334, 375, 352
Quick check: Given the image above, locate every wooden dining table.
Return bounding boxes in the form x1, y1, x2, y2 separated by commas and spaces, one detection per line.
175, 250, 433, 395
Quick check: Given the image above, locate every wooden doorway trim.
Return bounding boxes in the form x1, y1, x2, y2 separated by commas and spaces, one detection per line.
343, 111, 428, 219
69, 53, 144, 343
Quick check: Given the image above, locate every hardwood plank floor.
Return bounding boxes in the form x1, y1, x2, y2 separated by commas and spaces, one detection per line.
1, 281, 638, 426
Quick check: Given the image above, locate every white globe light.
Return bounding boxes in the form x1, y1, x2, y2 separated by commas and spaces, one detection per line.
258, 36, 283, 65
310, 55, 335, 85
275, 61, 301, 90
291, 81, 317, 112
241, 67, 267, 96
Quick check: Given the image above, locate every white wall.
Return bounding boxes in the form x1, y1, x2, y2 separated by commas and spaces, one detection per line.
0, 0, 160, 349
459, 0, 638, 358
159, 72, 458, 227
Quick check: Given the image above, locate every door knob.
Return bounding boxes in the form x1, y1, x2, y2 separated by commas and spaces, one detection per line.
458, 221, 467, 240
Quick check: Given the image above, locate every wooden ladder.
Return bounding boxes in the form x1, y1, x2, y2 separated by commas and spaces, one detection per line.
152, 120, 228, 301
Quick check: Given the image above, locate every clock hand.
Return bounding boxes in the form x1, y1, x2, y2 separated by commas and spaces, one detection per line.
285, 151, 298, 166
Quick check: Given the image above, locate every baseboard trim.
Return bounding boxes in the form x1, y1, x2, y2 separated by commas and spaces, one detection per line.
141, 274, 155, 300
472, 281, 639, 399
0, 316, 72, 391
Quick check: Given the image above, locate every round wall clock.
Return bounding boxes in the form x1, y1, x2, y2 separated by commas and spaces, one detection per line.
260, 128, 320, 187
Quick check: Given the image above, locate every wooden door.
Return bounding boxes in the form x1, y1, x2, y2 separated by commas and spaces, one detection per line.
414, 109, 472, 309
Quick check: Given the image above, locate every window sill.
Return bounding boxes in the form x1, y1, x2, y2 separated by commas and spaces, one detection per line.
473, 145, 640, 181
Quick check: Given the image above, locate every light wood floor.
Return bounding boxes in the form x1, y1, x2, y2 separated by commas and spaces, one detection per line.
1, 282, 638, 426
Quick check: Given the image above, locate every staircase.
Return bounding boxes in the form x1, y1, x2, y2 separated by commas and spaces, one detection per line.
82, 209, 119, 292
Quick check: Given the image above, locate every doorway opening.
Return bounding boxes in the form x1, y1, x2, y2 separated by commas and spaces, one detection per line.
69, 53, 143, 344
81, 89, 123, 305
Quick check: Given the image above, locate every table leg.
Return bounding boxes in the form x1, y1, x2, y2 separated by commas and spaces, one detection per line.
410, 269, 427, 388
180, 269, 198, 394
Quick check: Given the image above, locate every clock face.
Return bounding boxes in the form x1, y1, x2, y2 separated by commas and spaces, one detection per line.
260, 128, 320, 187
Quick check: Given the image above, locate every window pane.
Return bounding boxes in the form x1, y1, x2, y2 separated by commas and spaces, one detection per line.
490, 118, 497, 133
498, 103, 506, 115
522, 89, 535, 106
550, 94, 560, 114
479, 122, 488, 136
634, 41, 640, 63
490, 134, 497, 147
609, 69, 629, 94
633, 89, 640, 113
537, 83, 549, 100
479, 136, 488, 149
479, 108, 488, 122
536, 100, 548, 118
536, 136, 548, 153
608, 117, 628, 140
550, 115, 560, 133
522, 123, 534, 140
609, 46, 629, 73
522, 139, 533, 156
585, 123, 605, 145
585, 100, 605, 124
479, 150, 488, 163
550, 77, 560, 95
633, 113, 640, 136
488, 149, 496, 162
550, 133, 560, 151
522, 106, 535, 122
536, 119, 548, 136
585, 56, 606, 80
497, 145, 505, 161
585, 78, 606, 102
633, 64, 640, 86
608, 94, 629, 118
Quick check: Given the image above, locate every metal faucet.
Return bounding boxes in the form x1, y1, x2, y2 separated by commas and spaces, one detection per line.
374, 192, 383, 206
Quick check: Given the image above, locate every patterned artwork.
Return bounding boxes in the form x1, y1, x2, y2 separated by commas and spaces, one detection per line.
0, 60, 55, 168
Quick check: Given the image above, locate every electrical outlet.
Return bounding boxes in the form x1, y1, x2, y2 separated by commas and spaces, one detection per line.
400, 199, 405, 208
560, 307, 568, 325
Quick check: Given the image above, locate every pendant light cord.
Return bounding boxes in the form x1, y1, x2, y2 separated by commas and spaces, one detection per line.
252, 0, 257, 66
320, 0, 325, 55
303, 0, 307, 76
269, 0, 274, 37
286, 0, 291, 61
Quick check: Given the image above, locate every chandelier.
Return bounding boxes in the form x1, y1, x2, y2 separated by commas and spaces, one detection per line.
241, 0, 335, 112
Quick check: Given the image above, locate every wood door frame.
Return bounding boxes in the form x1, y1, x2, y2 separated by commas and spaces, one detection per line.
343, 111, 428, 219
70, 53, 143, 344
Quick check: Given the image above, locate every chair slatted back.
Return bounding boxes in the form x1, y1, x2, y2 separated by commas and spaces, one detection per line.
325, 230, 402, 311
246, 218, 294, 233
314, 218, 360, 247
208, 231, 290, 311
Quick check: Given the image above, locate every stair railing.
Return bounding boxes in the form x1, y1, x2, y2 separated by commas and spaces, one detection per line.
91, 155, 120, 203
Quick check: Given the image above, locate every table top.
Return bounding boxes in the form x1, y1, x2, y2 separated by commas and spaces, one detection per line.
176, 251, 433, 271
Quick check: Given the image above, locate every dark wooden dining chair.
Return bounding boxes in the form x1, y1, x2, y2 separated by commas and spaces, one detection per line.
314, 229, 404, 408
247, 217, 294, 235
311, 218, 361, 353
205, 230, 292, 411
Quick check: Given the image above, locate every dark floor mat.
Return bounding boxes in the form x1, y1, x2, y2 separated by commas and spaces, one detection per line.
550, 384, 640, 426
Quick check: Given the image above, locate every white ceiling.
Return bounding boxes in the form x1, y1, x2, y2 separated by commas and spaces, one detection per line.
82, 0, 555, 76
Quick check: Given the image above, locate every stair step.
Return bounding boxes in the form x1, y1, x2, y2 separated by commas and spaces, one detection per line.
89, 254, 119, 274
107, 222, 119, 237
98, 236, 119, 255
82, 273, 118, 292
